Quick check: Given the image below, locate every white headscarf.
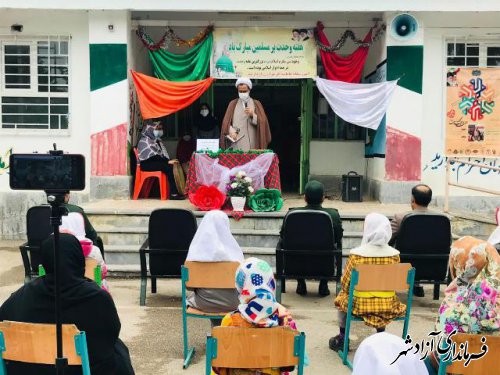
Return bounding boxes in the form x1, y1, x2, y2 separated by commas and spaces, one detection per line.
186, 210, 244, 262
488, 227, 500, 247
350, 213, 399, 257
353, 332, 428, 375
235, 77, 252, 90
488, 208, 500, 247
60, 212, 86, 240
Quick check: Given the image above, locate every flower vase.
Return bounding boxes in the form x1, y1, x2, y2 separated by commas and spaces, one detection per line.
230, 196, 246, 212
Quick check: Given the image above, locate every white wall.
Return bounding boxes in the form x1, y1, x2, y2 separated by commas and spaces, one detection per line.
421, 20, 500, 197
0, 10, 90, 192
3, 0, 500, 12
310, 141, 365, 176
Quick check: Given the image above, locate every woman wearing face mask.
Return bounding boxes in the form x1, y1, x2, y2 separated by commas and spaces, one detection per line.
197, 103, 219, 139
137, 120, 184, 200
176, 132, 196, 176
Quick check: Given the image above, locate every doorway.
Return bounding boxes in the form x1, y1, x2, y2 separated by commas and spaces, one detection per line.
213, 81, 302, 192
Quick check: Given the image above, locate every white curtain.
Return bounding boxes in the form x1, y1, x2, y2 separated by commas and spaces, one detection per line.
315, 78, 398, 130
195, 153, 274, 193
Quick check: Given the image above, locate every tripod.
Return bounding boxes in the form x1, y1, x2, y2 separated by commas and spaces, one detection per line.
46, 148, 70, 375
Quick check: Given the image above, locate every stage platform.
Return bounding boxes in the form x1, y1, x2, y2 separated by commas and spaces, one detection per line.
80, 197, 410, 275
81, 195, 410, 218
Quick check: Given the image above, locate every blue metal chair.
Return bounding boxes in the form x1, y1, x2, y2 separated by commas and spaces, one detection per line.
181, 261, 240, 369
437, 333, 498, 375
338, 263, 415, 370
206, 326, 306, 375
0, 321, 90, 375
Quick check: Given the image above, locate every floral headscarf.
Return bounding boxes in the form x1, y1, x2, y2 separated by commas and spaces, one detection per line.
235, 257, 280, 327
437, 236, 500, 335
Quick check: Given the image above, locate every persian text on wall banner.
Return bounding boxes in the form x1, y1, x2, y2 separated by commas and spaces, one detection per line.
211, 28, 317, 79
445, 67, 500, 158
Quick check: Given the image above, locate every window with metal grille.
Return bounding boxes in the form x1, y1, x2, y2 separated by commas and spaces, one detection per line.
447, 40, 500, 67
1, 36, 69, 130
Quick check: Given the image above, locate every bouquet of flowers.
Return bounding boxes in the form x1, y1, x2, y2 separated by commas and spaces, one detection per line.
226, 171, 254, 197
438, 278, 499, 334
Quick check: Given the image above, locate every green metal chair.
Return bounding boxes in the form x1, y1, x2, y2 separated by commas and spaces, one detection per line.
338, 263, 415, 370
437, 333, 499, 375
206, 326, 306, 375
39, 258, 102, 287
181, 261, 240, 369
0, 321, 91, 375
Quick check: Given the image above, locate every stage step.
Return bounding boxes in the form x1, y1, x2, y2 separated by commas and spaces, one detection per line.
97, 225, 362, 249
86, 209, 367, 277
88, 213, 366, 232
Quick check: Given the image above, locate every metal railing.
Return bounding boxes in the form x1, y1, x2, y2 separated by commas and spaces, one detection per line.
445, 158, 500, 214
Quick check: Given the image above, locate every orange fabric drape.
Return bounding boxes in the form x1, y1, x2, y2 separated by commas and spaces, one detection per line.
130, 70, 215, 119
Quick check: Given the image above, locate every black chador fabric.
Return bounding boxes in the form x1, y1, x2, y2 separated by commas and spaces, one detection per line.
0, 233, 134, 375
197, 104, 217, 132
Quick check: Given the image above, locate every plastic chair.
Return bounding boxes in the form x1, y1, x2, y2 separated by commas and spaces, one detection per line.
38, 258, 102, 287
132, 148, 169, 200
438, 333, 499, 374
338, 263, 415, 370
139, 208, 197, 306
206, 326, 306, 375
19, 205, 52, 283
181, 261, 240, 369
0, 321, 90, 375
276, 210, 341, 302
395, 213, 451, 299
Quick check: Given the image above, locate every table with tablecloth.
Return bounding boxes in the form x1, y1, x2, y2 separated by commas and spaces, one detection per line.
185, 152, 281, 195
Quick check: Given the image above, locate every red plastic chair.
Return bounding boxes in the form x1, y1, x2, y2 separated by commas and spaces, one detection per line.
133, 148, 169, 200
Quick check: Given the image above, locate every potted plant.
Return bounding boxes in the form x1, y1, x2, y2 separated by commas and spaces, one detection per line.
226, 171, 254, 211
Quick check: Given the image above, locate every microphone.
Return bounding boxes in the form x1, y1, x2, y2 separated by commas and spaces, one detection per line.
244, 101, 248, 109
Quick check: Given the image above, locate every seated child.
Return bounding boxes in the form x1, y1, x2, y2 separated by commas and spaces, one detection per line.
213, 257, 298, 375
61, 212, 109, 290
330, 213, 406, 351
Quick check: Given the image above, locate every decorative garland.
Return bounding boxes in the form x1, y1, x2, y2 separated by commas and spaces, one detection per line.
314, 21, 386, 53
195, 149, 273, 158
136, 25, 214, 51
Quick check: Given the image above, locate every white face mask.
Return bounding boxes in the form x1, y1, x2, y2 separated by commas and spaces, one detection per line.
200, 109, 209, 117
153, 130, 163, 138
183, 135, 191, 141
239, 92, 250, 101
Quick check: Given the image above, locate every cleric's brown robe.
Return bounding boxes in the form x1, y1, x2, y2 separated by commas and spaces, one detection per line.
219, 98, 271, 150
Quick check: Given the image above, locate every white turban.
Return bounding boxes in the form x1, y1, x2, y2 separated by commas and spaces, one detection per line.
235, 77, 252, 90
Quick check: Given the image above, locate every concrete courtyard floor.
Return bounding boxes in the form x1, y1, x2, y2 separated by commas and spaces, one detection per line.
0, 240, 440, 374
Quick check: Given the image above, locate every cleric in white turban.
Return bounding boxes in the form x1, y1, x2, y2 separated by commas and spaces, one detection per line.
220, 77, 271, 151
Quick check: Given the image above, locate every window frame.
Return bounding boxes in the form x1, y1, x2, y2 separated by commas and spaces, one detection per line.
446, 39, 500, 68
0, 35, 71, 134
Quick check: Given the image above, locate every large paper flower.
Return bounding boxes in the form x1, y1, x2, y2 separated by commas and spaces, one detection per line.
189, 185, 226, 211
248, 189, 284, 212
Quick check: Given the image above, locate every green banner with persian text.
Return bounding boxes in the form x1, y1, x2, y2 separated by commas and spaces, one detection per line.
211, 28, 317, 79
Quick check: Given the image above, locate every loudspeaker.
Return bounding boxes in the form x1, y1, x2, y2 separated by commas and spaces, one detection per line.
390, 13, 419, 41
342, 171, 363, 202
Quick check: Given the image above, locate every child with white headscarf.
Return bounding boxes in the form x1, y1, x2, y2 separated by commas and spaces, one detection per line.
186, 210, 243, 318
352, 332, 429, 375
330, 213, 407, 352
60, 212, 109, 290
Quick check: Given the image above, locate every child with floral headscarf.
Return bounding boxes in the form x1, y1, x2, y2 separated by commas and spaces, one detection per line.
213, 257, 298, 375
438, 236, 500, 335
426, 236, 500, 373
